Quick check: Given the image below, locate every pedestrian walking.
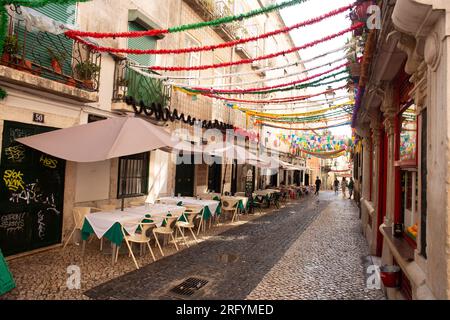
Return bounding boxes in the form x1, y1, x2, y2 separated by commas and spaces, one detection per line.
348, 177, 354, 199
333, 178, 340, 195
315, 176, 322, 195
341, 177, 347, 198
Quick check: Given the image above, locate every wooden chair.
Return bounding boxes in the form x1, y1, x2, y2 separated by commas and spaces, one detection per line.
152, 216, 179, 256
175, 210, 199, 247
220, 197, 241, 223
119, 221, 156, 269
63, 207, 100, 248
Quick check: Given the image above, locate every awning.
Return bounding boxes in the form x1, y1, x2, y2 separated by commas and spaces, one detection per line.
17, 116, 183, 162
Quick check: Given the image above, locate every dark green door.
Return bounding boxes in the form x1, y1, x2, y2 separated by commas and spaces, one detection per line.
174, 157, 195, 197
0, 121, 66, 257
208, 161, 222, 193
231, 161, 238, 195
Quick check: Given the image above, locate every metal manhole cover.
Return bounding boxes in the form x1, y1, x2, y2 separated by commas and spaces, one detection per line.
167, 277, 209, 298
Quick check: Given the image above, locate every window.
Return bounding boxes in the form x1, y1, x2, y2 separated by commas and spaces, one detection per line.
117, 152, 150, 198
213, 57, 224, 110
185, 35, 201, 86
247, 24, 259, 58
396, 101, 419, 246
399, 103, 417, 163
128, 21, 157, 66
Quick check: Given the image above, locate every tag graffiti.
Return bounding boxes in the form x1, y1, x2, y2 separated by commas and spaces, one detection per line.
0, 212, 25, 234
37, 211, 46, 240
9, 182, 60, 215
3, 169, 25, 192
40, 155, 58, 169
5, 145, 25, 163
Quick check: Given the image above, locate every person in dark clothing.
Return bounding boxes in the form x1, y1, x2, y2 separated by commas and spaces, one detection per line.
315, 176, 322, 195
348, 177, 355, 199
333, 178, 340, 194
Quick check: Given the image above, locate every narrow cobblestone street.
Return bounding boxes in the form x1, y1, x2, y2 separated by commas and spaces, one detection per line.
84, 192, 384, 300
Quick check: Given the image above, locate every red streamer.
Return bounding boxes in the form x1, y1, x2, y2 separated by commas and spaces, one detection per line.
190, 62, 349, 94
150, 23, 364, 71
65, 4, 353, 55
202, 85, 348, 104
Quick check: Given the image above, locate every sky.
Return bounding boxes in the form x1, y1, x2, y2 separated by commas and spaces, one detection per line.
279, 0, 354, 138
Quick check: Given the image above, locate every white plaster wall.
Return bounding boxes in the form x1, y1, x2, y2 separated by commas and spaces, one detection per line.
74, 161, 111, 202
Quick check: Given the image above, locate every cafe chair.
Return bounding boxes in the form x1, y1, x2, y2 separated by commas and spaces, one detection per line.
175, 210, 199, 247
153, 216, 179, 256
250, 195, 265, 214
119, 221, 156, 269
64, 207, 101, 248
220, 197, 241, 223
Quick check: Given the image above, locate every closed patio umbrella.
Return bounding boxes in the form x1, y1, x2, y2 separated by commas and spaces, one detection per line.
16, 116, 184, 162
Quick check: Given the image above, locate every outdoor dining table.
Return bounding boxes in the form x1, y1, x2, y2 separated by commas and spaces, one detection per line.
80, 204, 186, 265
157, 197, 220, 221
232, 196, 249, 212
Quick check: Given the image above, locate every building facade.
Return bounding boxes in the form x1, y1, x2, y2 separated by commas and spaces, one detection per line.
0, 0, 307, 258
353, 0, 450, 300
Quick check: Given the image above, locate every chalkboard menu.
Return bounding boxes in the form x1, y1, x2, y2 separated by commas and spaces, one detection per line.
0, 121, 66, 257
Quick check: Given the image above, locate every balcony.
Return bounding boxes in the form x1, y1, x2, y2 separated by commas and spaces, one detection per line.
112, 59, 172, 113
183, 0, 242, 42
0, 9, 101, 102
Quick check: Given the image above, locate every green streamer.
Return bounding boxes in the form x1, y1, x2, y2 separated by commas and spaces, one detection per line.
168, 0, 309, 34
182, 69, 350, 96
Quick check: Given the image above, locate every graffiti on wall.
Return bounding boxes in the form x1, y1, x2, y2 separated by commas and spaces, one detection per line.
3, 169, 25, 192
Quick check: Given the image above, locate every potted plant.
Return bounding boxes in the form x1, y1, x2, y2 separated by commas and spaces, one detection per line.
75, 61, 101, 89
47, 48, 66, 74
1, 35, 20, 64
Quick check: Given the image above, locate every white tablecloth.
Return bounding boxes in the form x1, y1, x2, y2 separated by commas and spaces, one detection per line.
85, 204, 186, 239
157, 197, 220, 216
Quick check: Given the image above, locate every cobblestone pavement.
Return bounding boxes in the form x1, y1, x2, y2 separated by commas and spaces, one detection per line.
84, 196, 323, 300
1, 206, 270, 300
248, 192, 386, 300
2, 192, 384, 300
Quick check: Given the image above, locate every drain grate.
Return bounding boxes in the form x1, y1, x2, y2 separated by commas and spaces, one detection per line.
168, 278, 209, 297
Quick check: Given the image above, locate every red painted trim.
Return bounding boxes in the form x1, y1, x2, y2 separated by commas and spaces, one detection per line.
394, 160, 417, 168
394, 92, 402, 224
376, 128, 388, 257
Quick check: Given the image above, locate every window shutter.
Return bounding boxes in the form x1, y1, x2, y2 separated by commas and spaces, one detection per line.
128, 22, 157, 66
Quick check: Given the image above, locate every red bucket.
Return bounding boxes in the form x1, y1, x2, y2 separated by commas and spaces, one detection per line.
380, 265, 401, 288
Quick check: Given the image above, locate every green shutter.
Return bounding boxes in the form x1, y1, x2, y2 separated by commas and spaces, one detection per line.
126, 22, 165, 106
128, 21, 156, 66
34, 3, 74, 22
18, 4, 74, 80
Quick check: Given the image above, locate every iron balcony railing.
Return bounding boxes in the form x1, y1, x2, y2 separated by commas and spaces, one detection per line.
1, 7, 102, 92
113, 59, 172, 108
183, 0, 244, 41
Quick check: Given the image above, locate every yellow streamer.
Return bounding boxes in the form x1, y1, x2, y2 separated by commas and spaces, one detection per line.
236, 100, 354, 118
